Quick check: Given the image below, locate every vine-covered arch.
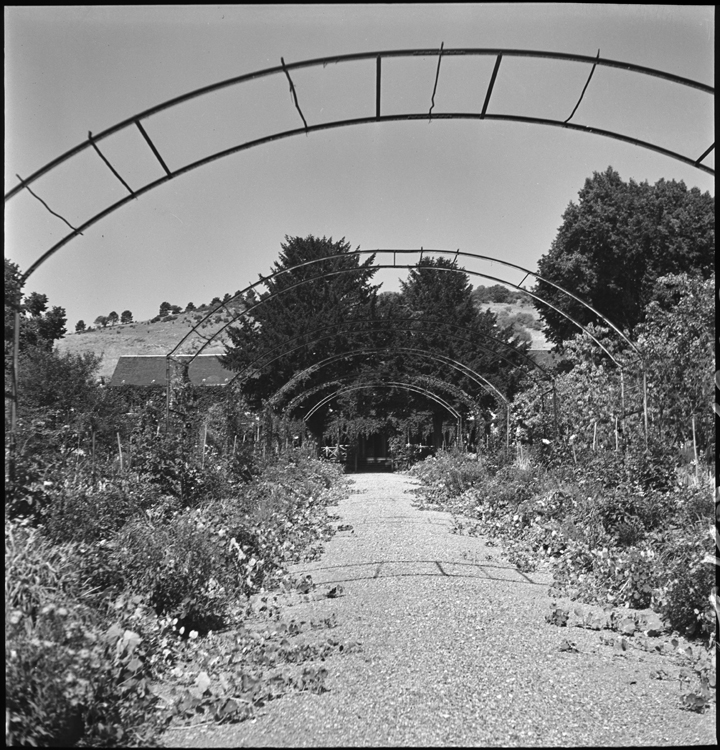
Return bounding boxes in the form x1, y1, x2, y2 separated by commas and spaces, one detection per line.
265, 346, 509, 410
304, 382, 462, 424
280, 373, 482, 423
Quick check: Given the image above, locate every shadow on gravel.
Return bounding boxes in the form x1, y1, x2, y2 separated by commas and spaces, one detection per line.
292, 559, 545, 586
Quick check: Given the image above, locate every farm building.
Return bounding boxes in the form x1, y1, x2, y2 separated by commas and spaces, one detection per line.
109, 355, 234, 387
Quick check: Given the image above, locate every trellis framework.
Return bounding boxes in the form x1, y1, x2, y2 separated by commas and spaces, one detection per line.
6, 47, 712, 457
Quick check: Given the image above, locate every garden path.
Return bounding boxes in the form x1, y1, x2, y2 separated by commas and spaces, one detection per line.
165, 472, 716, 747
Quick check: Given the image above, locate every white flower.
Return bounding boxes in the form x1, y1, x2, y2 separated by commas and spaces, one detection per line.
189, 630, 198, 639
541, 439, 551, 445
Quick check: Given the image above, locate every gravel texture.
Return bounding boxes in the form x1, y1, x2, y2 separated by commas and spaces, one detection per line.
163, 472, 716, 747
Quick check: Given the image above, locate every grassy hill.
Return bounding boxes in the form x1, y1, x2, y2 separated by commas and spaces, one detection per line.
478, 299, 550, 350
55, 310, 234, 381
57, 297, 550, 382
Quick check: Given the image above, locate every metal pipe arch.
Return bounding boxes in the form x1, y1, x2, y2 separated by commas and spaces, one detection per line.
265, 345, 509, 409
7, 47, 712, 205
167, 250, 633, 370
280, 372, 482, 422
227, 316, 545, 390
304, 381, 462, 424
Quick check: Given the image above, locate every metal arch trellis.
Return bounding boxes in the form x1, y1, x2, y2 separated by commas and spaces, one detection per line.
305, 382, 462, 424
167, 249, 638, 369
5, 48, 713, 281
227, 316, 547, 387
8, 49, 704, 450
280, 372, 483, 424
264, 346, 509, 408
163, 248, 645, 441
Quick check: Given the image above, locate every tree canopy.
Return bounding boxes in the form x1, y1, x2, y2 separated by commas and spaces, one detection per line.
534, 167, 714, 346
221, 235, 379, 414
4, 259, 67, 363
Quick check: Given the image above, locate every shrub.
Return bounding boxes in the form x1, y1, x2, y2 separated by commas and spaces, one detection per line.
5, 521, 163, 747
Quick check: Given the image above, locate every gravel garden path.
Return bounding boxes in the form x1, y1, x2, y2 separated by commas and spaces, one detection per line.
165, 472, 716, 747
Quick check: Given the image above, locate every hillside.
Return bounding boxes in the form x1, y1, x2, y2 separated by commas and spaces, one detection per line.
55, 310, 234, 381
56, 296, 550, 382
478, 299, 550, 350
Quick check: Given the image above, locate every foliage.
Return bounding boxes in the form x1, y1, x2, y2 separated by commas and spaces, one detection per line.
627, 273, 714, 454
411, 448, 716, 641
534, 167, 714, 345
121, 309, 134, 324
221, 235, 379, 419
75, 319, 86, 332
95, 315, 109, 328
472, 284, 529, 305
107, 311, 119, 326
4, 259, 67, 369
6, 444, 350, 746
5, 521, 166, 747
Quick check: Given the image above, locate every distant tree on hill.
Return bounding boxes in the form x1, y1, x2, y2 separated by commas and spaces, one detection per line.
185, 302, 196, 312
170, 304, 182, 315
75, 320, 86, 333
94, 315, 109, 329
107, 311, 119, 326
472, 284, 514, 304
120, 310, 133, 324
210, 297, 222, 307
159, 301, 172, 316
222, 293, 232, 303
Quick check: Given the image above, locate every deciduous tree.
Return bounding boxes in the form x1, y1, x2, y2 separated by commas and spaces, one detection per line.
534, 167, 714, 345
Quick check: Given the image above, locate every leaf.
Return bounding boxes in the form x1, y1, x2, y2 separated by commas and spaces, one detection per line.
126, 657, 143, 673
194, 671, 212, 695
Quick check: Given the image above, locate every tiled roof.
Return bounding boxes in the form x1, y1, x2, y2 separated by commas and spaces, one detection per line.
109, 355, 234, 387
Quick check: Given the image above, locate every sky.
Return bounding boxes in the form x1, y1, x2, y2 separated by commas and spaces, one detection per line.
4, 5, 714, 331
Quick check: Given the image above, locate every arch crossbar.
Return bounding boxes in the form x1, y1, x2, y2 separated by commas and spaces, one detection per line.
7, 48, 713, 281
305, 381, 461, 423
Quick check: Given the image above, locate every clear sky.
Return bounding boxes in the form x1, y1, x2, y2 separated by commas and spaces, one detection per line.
4, 5, 714, 330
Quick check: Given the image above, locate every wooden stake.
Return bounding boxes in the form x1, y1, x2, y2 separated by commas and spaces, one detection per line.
593, 420, 597, 451
691, 414, 699, 482
116, 432, 123, 472
615, 418, 619, 452
201, 423, 208, 468
643, 371, 649, 449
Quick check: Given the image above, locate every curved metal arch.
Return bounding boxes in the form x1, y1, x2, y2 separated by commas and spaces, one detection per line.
8, 48, 712, 281
265, 345, 509, 408
228, 316, 546, 391
170, 249, 630, 368
305, 381, 462, 424
281, 372, 482, 421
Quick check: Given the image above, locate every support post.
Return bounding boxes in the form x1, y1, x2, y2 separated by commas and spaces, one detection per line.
116, 432, 124, 471
620, 369, 625, 449
642, 370, 649, 450
8, 307, 20, 482
691, 414, 698, 482
506, 405, 510, 456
